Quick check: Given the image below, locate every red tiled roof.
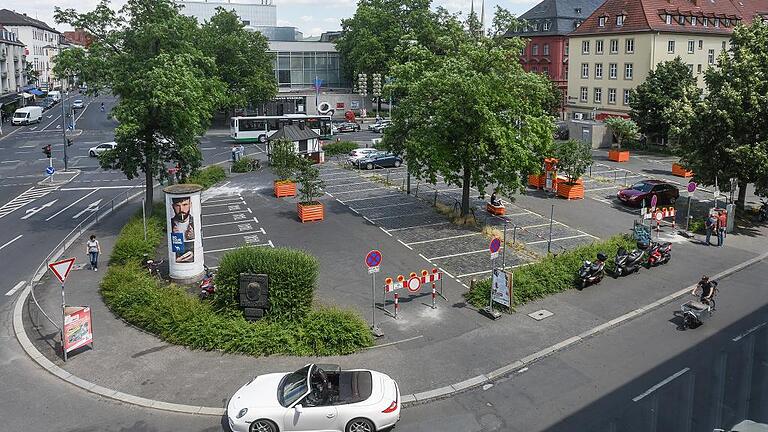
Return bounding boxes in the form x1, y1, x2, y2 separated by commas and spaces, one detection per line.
571, 0, 768, 36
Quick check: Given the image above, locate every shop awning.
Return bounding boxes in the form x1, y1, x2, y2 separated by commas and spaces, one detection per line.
29, 89, 45, 96
22, 92, 34, 99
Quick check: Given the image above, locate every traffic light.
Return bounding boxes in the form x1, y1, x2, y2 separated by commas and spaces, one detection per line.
42, 145, 52, 158
372, 73, 382, 97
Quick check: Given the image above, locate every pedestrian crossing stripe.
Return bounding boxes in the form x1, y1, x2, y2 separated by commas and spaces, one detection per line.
0, 185, 59, 219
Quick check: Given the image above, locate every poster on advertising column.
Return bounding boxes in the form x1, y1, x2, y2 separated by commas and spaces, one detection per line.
164, 184, 204, 280
492, 269, 513, 308
64, 306, 93, 354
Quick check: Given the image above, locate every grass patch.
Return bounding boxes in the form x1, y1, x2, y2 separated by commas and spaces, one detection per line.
323, 141, 358, 157
110, 204, 165, 265
185, 165, 227, 189
464, 234, 636, 310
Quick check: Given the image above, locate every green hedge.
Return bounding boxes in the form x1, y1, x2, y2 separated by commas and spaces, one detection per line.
186, 165, 226, 189
110, 205, 165, 265
464, 234, 636, 310
214, 247, 318, 321
323, 141, 358, 157
231, 156, 258, 173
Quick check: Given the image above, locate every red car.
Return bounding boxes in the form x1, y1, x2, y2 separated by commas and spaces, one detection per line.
617, 180, 679, 207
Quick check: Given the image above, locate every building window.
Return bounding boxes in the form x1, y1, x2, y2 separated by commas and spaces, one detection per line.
625, 38, 635, 53
668, 40, 675, 53
543, 43, 550, 55
714, 18, 720, 27
542, 66, 549, 76
520, 46, 526, 56
691, 16, 697, 26
609, 63, 618, 79
678, 15, 686, 25
581, 63, 589, 78
594, 87, 602, 103
533, 22, 539, 31
616, 15, 625, 26
697, 64, 702, 73
610, 39, 619, 54
703, 18, 708, 27
596, 40, 604, 54
625, 63, 633, 80
722, 41, 727, 50
532, 44, 539, 55
582, 40, 590, 54
599, 16, 606, 27
580, 86, 588, 102
575, 7, 582, 14
543, 21, 551, 31
708, 49, 715, 64
608, 88, 617, 104
688, 40, 695, 53
574, 20, 582, 29
698, 40, 703, 50
531, 66, 538, 72
595, 63, 603, 79
666, 14, 672, 24
623, 89, 631, 105
565, 43, 569, 55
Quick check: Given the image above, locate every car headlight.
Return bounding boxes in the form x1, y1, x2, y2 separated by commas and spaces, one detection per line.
236, 408, 248, 419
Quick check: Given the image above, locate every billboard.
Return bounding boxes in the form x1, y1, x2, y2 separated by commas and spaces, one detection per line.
492, 269, 513, 308
64, 306, 93, 353
164, 185, 204, 279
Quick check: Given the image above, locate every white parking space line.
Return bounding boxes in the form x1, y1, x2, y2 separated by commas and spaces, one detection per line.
1, 160, 21, 164
429, 249, 487, 260
519, 222, 563, 229
5, 281, 25, 296
337, 194, 403, 203
203, 231, 263, 240
457, 264, 527, 278
202, 201, 245, 208
584, 185, 623, 192
45, 189, 99, 221
324, 181, 374, 188
202, 209, 250, 217
368, 211, 435, 221
328, 187, 385, 195
0, 235, 23, 252
633, 368, 690, 402
202, 217, 258, 228
732, 322, 768, 342
590, 196, 614, 205
349, 202, 410, 211
204, 243, 272, 254
405, 232, 482, 246
386, 221, 450, 232
60, 185, 142, 191
525, 234, 591, 245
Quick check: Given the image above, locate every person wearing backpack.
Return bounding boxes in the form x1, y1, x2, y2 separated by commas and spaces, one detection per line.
705, 212, 718, 246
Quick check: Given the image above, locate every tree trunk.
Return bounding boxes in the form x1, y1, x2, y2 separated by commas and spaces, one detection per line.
461, 163, 471, 217
737, 180, 748, 212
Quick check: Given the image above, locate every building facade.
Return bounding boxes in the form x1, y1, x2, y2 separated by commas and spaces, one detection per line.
0, 9, 61, 91
567, 0, 768, 121
63, 28, 93, 48
175, 0, 276, 26
0, 25, 26, 97
507, 0, 604, 93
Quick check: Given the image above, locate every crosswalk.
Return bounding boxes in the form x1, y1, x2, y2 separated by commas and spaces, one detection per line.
0, 185, 60, 219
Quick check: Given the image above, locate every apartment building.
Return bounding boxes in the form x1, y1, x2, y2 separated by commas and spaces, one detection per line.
567, 0, 768, 121
0, 9, 62, 91
0, 25, 26, 98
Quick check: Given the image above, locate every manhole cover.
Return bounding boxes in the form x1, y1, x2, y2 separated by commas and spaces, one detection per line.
528, 309, 554, 321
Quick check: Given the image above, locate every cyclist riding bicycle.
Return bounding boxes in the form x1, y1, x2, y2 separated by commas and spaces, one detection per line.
691, 275, 717, 305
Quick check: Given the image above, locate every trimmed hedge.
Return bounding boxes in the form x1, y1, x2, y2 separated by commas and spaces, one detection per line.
186, 165, 227, 189
110, 204, 165, 265
214, 247, 319, 321
464, 234, 636, 310
323, 141, 358, 157
231, 156, 258, 173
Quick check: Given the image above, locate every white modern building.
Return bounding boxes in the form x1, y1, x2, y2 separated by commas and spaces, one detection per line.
175, 0, 276, 26
0, 9, 62, 91
0, 25, 26, 96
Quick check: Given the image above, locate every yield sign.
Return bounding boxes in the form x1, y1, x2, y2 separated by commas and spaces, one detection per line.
48, 257, 76, 284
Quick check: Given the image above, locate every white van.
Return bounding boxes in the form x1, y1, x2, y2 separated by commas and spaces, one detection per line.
12, 106, 43, 125
47, 90, 61, 102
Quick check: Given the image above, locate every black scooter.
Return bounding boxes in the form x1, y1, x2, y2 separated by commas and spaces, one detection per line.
614, 247, 644, 277
578, 252, 607, 289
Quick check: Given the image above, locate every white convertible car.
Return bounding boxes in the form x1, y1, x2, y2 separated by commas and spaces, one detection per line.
227, 364, 401, 432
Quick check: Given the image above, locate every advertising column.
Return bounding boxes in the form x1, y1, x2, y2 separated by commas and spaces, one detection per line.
163, 184, 204, 282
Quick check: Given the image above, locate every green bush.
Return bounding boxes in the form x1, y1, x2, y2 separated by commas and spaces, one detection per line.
323, 141, 358, 157
231, 157, 257, 173
186, 165, 226, 188
214, 246, 319, 321
464, 234, 635, 310
688, 219, 705, 234
110, 206, 165, 265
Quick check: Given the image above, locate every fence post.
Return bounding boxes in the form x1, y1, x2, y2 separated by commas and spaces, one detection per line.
394, 293, 399, 319
431, 282, 436, 309
434, 190, 438, 206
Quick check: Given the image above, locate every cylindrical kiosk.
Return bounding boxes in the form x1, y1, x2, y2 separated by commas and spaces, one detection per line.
164, 184, 204, 282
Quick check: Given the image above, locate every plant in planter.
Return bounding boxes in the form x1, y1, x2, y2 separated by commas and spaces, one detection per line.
296, 157, 326, 222
604, 117, 638, 162
554, 139, 592, 199
270, 138, 299, 197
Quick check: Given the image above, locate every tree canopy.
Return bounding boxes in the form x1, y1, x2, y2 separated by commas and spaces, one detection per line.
382, 10, 554, 216
629, 57, 701, 145
604, 117, 638, 150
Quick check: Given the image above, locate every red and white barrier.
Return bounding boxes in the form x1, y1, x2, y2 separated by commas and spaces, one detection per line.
383, 268, 445, 318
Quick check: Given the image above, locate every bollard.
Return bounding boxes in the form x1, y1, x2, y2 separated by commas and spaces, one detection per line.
394, 293, 399, 319
431, 282, 436, 309
434, 190, 438, 206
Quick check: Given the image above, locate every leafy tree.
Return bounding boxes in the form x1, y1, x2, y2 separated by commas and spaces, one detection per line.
55, 0, 225, 215
199, 8, 277, 116
383, 10, 555, 216
296, 158, 325, 204
670, 22, 768, 210
269, 138, 299, 181
24, 62, 39, 85
604, 117, 638, 150
629, 58, 701, 145
555, 139, 592, 184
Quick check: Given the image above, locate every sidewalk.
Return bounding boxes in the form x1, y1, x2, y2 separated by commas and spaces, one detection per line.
20, 185, 768, 412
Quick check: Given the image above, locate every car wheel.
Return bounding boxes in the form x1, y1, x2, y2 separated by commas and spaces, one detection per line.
346, 418, 375, 432
258, 135, 267, 143
366, 163, 374, 170
394, 160, 401, 168
669, 196, 677, 205
250, 419, 278, 432
90, 151, 96, 157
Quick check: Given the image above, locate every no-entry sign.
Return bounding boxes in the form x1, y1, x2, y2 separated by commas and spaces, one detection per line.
407, 276, 421, 293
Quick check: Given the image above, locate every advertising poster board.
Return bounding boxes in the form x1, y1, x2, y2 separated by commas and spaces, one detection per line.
164, 184, 204, 280
64, 306, 93, 353
492, 269, 513, 308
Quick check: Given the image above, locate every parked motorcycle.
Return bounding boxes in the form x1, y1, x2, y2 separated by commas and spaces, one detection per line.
142, 254, 164, 278
199, 266, 216, 300
614, 247, 644, 277
758, 200, 768, 223
578, 252, 607, 289
646, 241, 672, 267
677, 281, 718, 329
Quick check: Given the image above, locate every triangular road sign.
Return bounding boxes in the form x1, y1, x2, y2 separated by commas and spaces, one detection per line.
48, 258, 76, 284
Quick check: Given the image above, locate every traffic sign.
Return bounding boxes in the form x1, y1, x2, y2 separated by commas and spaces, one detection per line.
365, 250, 382, 268
489, 238, 501, 254
687, 182, 697, 193
655, 211, 664, 221
46, 166, 55, 176
650, 195, 658, 209
368, 266, 380, 274
48, 257, 76, 284
407, 276, 421, 293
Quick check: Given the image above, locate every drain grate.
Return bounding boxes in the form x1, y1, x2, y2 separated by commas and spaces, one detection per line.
528, 309, 554, 321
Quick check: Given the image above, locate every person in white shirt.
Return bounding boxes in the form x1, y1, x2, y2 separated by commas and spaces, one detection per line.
86, 235, 101, 271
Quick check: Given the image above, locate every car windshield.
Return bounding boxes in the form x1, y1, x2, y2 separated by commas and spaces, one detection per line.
278, 366, 310, 407
630, 182, 654, 192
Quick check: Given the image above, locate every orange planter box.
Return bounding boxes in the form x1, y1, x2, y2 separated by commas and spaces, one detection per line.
608, 149, 630, 162
557, 180, 584, 200
672, 163, 693, 178
486, 203, 505, 216
528, 174, 545, 188
274, 180, 296, 198
297, 202, 324, 222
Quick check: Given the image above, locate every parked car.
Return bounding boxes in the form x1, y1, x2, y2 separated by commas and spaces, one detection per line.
227, 364, 401, 432
617, 179, 679, 207
367, 119, 391, 131
72, 99, 85, 109
336, 122, 361, 132
347, 148, 378, 164
357, 151, 403, 169
89, 142, 117, 157
41, 98, 55, 111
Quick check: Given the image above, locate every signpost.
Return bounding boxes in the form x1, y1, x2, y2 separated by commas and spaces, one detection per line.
686, 181, 697, 232
484, 238, 503, 320
49, 257, 76, 361
46, 166, 55, 176
365, 250, 383, 337
650, 194, 658, 210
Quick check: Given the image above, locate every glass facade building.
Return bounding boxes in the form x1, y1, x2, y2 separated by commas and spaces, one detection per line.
269, 41, 347, 90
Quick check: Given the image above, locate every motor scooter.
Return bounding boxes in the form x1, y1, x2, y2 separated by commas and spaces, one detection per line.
646, 241, 672, 267
578, 252, 607, 289
614, 247, 644, 277
199, 266, 216, 300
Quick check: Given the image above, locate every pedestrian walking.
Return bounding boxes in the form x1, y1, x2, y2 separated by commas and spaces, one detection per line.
238, 143, 245, 160
717, 211, 727, 247
705, 212, 718, 246
231, 145, 238, 163
86, 235, 101, 271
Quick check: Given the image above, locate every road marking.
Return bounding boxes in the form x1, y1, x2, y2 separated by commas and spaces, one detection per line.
202, 217, 259, 228
40, 114, 62, 131
397, 239, 414, 250
327, 187, 385, 195
368, 211, 435, 221
204, 243, 271, 254
429, 249, 487, 260
60, 185, 142, 190
202, 201, 245, 208
200, 147, 216, 150
0, 235, 23, 252
5, 281, 25, 296
520, 222, 563, 229
203, 209, 250, 217
405, 232, 482, 246
633, 368, 690, 402
386, 221, 450, 232
364, 335, 424, 350
732, 322, 768, 342
72, 199, 102, 219
340, 194, 402, 203
525, 234, 592, 245
202, 231, 263, 240
456, 265, 529, 278
324, 181, 373, 188
585, 185, 623, 192
349, 202, 408, 211
1, 160, 21, 164
45, 189, 99, 221
0, 186, 59, 219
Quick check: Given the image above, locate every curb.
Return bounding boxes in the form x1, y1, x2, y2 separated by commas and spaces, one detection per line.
12, 213, 767, 415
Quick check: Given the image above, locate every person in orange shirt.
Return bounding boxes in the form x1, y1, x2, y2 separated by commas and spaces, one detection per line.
717, 211, 727, 247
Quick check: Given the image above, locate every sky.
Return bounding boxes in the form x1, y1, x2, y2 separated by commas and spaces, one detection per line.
10, 0, 540, 37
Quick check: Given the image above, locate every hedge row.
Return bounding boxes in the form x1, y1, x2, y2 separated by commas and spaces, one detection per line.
186, 165, 227, 189
323, 141, 358, 157
464, 234, 636, 310
110, 204, 165, 266
231, 156, 258, 173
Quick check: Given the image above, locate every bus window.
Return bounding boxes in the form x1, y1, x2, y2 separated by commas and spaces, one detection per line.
230, 118, 237, 128
320, 119, 332, 137
267, 119, 280, 131
307, 118, 320, 130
